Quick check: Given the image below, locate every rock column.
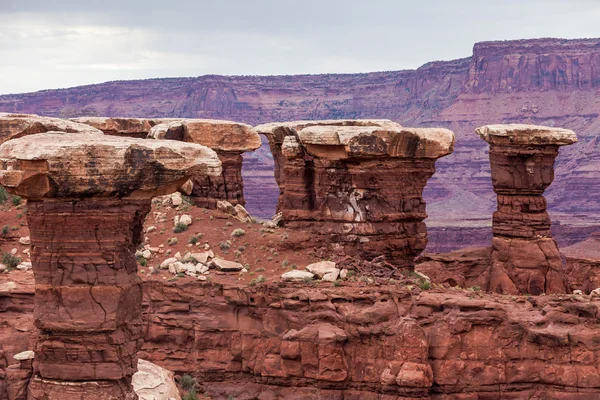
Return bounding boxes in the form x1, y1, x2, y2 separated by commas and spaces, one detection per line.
256, 120, 455, 269
148, 119, 261, 208
476, 124, 577, 294
0, 132, 221, 399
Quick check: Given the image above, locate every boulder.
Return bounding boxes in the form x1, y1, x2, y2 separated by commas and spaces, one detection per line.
211, 259, 243, 272
132, 359, 181, 400
281, 270, 315, 282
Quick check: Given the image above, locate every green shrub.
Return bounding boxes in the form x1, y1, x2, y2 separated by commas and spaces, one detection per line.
231, 228, 246, 238
0, 186, 8, 204
188, 234, 203, 245
136, 257, 147, 267
2, 253, 21, 269
332, 280, 341, 287
173, 223, 188, 233
219, 241, 231, 252
419, 280, 431, 290
1, 225, 8, 236
183, 389, 198, 400
11, 196, 21, 206
281, 259, 289, 267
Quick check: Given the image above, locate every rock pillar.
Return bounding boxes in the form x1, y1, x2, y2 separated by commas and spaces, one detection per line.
476, 124, 577, 294
255, 120, 455, 269
148, 119, 261, 208
0, 132, 221, 399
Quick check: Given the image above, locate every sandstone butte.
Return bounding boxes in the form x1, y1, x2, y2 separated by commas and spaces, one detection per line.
71, 116, 261, 209
254, 119, 454, 269
476, 124, 577, 295
0, 132, 221, 399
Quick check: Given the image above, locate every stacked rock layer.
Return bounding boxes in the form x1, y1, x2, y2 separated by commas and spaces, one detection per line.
0, 132, 220, 399
71, 116, 261, 208
477, 124, 577, 294
255, 120, 454, 269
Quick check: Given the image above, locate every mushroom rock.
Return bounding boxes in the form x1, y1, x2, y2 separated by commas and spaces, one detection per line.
476, 124, 577, 295
254, 120, 455, 270
70, 117, 156, 138
148, 118, 261, 208
0, 113, 102, 143
0, 132, 221, 400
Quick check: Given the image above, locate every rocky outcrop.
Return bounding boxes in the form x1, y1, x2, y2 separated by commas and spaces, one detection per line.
255, 120, 454, 269
149, 118, 261, 208
70, 117, 156, 138
0, 132, 220, 399
0, 113, 102, 143
477, 124, 577, 295
2, 269, 600, 399
132, 359, 181, 400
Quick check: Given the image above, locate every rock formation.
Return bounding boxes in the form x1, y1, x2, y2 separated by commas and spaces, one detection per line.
477, 124, 577, 294
255, 120, 454, 269
149, 118, 261, 208
0, 113, 102, 143
70, 117, 155, 138
0, 132, 220, 399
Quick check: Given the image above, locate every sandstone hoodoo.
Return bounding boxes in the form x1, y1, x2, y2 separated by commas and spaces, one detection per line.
0, 132, 221, 399
255, 120, 455, 270
146, 118, 259, 209
477, 124, 577, 295
0, 113, 102, 143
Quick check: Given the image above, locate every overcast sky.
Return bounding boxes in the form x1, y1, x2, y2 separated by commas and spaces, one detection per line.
1, 0, 600, 95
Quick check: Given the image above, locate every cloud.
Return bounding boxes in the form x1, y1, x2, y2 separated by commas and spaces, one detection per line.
1, 0, 600, 94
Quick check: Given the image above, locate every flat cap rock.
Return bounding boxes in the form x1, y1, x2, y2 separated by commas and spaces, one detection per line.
297, 125, 455, 159
0, 113, 102, 143
476, 124, 577, 146
0, 132, 222, 199
149, 119, 261, 152
253, 119, 399, 141
71, 117, 154, 136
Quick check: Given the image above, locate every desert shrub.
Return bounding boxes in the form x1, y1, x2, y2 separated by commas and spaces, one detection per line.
11, 196, 21, 206
1, 225, 8, 236
2, 253, 21, 269
255, 267, 265, 272
188, 234, 203, 245
173, 223, 188, 233
281, 259, 289, 267
346, 270, 355, 278
136, 256, 147, 267
469, 286, 481, 292
231, 228, 246, 238
0, 186, 8, 204
183, 388, 198, 400
332, 280, 341, 287
167, 237, 178, 246
419, 280, 431, 290
219, 241, 231, 252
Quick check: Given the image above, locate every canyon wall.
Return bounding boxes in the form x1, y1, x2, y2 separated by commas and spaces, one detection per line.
2, 277, 600, 399
2, 38, 600, 249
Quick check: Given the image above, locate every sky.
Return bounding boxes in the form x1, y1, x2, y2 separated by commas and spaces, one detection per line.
1, 0, 600, 95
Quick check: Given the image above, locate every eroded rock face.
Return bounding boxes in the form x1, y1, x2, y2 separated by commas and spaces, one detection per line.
149, 118, 261, 208
0, 113, 102, 143
70, 117, 155, 138
477, 124, 577, 294
254, 120, 454, 269
0, 132, 220, 399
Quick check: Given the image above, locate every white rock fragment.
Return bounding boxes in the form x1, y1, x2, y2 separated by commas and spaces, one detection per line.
16, 262, 32, 271
211, 259, 244, 272
179, 214, 192, 227
171, 192, 183, 206
14, 350, 34, 361
159, 257, 178, 270
281, 270, 315, 282
306, 261, 338, 278
18, 236, 30, 245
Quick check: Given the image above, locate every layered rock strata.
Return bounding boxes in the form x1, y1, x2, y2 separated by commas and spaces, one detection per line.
0, 113, 102, 143
149, 118, 261, 208
254, 120, 454, 269
70, 117, 155, 138
477, 124, 577, 294
0, 133, 220, 399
